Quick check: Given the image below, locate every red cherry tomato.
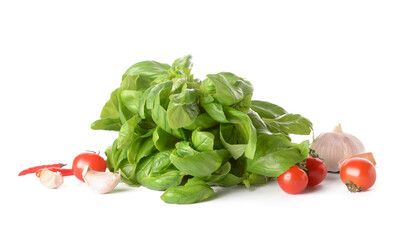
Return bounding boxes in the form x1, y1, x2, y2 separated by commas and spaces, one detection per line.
306, 157, 327, 186
340, 158, 376, 192
72, 152, 107, 182
277, 165, 308, 194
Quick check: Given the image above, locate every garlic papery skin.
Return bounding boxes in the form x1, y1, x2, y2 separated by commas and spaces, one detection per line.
82, 166, 120, 194
310, 124, 365, 172
40, 168, 64, 189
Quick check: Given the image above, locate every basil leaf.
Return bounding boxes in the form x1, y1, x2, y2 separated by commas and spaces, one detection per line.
213, 173, 242, 187
175, 141, 196, 157
205, 73, 243, 106
91, 118, 122, 131
192, 129, 214, 152
99, 88, 121, 119
150, 82, 187, 139
172, 55, 193, 70
246, 134, 309, 177
222, 107, 257, 159
265, 113, 313, 135
183, 113, 218, 131
160, 178, 214, 204
200, 161, 231, 183
122, 61, 171, 90
219, 123, 246, 159
152, 126, 179, 151
251, 100, 287, 119
120, 90, 143, 114
136, 151, 183, 191
170, 148, 229, 177
118, 130, 156, 184
167, 88, 200, 129
117, 115, 140, 149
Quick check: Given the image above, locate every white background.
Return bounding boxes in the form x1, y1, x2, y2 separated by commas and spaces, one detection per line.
1, 0, 397, 239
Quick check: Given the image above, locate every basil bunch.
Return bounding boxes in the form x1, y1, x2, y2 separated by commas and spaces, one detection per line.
92, 55, 312, 203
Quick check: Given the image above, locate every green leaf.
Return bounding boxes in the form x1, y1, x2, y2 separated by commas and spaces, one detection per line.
172, 55, 193, 70
160, 178, 214, 204
251, 100, 287, 119
119, 130, 156, 184
120, 90, 143, 114
219, 124, 246, 159
153, 126, 180, 151
247, 110, 275, 135
183, 113, 218, 131
170, 148, 229, 177
246, 134, 309, 177
167, 88, 200, 129
213, 173, 242, 187
175, 141, 196, 157
191, 129, 214, 152
117, 115, 140, 149
200, 161, 231, 183
99, 88, 121, 119
145, 81, 186, 139
265, 113, 313, 135
136, 151, 183, 191
91, 118, 122, 131
204, 72, 252, 107
122, 61, 171, 90
205, 74, 243, 106
222, 107, 257, 159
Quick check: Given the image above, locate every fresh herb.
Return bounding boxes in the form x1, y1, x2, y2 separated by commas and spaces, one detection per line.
92, 55, 313, 204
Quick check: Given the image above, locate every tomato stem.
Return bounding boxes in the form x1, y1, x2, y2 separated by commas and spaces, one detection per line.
345, 181, 365, 192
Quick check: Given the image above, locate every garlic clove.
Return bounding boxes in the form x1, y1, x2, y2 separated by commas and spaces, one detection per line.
39, 168, 64, 189
338, 152, 376, 168
82, 166, 120, 194
310, 124, 365, 172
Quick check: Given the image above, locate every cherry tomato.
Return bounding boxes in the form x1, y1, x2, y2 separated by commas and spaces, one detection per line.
277, 165, 308, 194
306, 157, 327, 186
72, 152, 107, 182
340, 158, 376, 192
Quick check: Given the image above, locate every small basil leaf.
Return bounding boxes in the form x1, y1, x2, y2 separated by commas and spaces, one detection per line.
246, 134, 309, 177
160, 178, 214, 204
251, 100, 287, 119
192, 129, 214, 152
136, 151, 183, 191
183, 113, 218, 131
91, 118, 122, 131
120, 90, 143, 114
122, 61, 171, 90
265, 113, 313, 135
170, 149, 229, 177
167, 88, 200, 129
153, 126, 180, 151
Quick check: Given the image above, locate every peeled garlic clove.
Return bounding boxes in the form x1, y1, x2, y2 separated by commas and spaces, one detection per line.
40, 168, 64, 189
82, 166, 120, 194
310, 124, 365, 172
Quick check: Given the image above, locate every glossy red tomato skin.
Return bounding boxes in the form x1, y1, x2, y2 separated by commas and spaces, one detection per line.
306, 157, 327, 186
277, 165, 308, 194
340, 158, 376, 191
72, 153, 107, 182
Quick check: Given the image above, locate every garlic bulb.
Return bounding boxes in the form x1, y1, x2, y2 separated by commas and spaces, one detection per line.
310, 124, 365, 172
82, 166, 120, 194
40, 168, 64, 189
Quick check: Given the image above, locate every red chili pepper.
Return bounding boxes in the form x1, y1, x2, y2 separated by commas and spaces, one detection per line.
18, 163, 67, 176
35, 168, 74, 178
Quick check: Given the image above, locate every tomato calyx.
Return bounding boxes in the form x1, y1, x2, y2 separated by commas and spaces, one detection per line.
309, 148, 322, 160
345, 181, 366, 192
296, 159, 308, 174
